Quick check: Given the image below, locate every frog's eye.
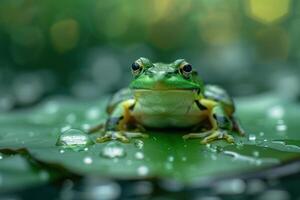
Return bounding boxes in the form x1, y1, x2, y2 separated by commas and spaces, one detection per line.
180, 63, 193, 78
131, 62, 143, 76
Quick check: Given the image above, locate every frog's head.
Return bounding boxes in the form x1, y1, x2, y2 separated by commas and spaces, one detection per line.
129, 57, 204, 92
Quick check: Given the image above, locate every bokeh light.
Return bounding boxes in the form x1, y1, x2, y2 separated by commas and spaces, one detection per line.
246, 0, 291, 24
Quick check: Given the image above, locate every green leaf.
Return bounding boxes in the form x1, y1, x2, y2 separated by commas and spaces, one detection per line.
0, 94, 299, 185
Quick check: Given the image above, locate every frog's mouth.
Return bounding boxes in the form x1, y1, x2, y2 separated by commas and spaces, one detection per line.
132, 88, 199, 92
132, 89, 200, 102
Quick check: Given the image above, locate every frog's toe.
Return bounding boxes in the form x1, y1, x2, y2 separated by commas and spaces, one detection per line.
96, 131, 129, 143
201, 130, 234, 144
96, 131, 147, 143
183, 131, 212, 140
96, 132, 113, 143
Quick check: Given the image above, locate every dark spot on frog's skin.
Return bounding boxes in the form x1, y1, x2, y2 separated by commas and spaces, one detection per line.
213, 114, 231, 129
106, 116, 124, 130
195, 100, 207, 110
129, 103, 136, 111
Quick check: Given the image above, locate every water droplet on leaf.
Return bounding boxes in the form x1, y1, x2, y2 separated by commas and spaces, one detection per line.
137, 165, 149, 176
100, 142, 126, 159
135, 152, 144, 160
134, 139, 144, 149
83, 156, 93, 164
252, 151, 260, 157
56, 129, 94, 151
248, 134, 256, 141
167, 156, 174, 162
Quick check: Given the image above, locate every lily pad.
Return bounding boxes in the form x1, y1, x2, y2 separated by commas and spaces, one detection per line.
0, 94, 299, 186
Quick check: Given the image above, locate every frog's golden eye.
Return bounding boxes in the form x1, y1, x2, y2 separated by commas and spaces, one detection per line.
131, 62, 143, 76
180, 63, 193, 78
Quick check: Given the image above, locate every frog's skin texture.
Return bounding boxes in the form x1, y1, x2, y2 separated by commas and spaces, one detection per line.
93, 57, 245, 144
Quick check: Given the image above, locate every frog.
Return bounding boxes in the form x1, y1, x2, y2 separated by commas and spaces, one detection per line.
91, 57, 245, 144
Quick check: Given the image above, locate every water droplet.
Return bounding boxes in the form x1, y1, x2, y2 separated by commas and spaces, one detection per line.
59, 149, 65, 154
83, 156, 93, 164
268, 105, 285, 119
135, 152, 144, 160
276, 124, 287, 132
137, 166, 149, 176
259, 132, 265, 137
0, 154, 3, 160
44, 101, 59, 114
181, 156, 187, 162
81, 124, 91, 131
100, 142, 126, 159
167, 156, 174, 162
56, 129, 94, 151
252, 151, 260, 157
248, 134, 256, 141
134, 139, 144, 149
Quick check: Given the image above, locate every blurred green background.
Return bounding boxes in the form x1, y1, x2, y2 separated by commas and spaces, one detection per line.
0, 0, 299, 111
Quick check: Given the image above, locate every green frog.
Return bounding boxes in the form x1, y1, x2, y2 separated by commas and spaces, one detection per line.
92, 57, 244, 144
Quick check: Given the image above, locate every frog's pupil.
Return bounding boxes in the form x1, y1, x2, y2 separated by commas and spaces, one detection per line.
132, 62, 140, 71
183, 64, 192, 72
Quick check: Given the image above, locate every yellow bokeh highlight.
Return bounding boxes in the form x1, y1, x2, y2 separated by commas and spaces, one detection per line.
50, 19, 80, 53
247, 0, 291, 24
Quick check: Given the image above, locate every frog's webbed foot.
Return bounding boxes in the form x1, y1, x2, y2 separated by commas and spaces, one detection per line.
183, 129, 234, 144
201, 129, 234, 144
96, 131, 148, 143
183, 130, 213, 140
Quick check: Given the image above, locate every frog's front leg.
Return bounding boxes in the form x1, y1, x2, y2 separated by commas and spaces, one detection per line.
96, 99, 147, 143
183, 100, 235, 144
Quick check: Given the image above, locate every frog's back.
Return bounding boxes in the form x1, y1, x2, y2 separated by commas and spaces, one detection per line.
204, 84, 235, 114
